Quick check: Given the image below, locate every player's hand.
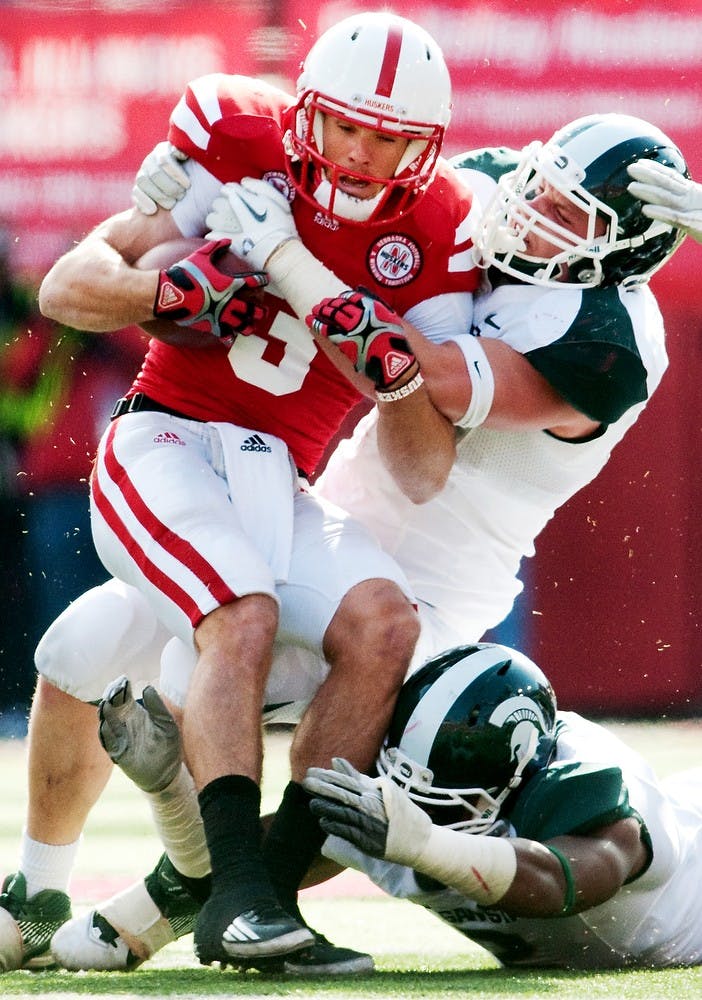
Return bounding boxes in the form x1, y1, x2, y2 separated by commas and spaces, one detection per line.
304, 757, 432, 866
98, 676, 182, 794
132, 141, 191, 215
307, 289, 417, 390
154, 237, 268, 342
627, 160, 702, 244
205, 177, 298, 270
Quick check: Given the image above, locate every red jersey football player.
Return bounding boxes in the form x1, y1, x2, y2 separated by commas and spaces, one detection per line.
33, 11, 477, 971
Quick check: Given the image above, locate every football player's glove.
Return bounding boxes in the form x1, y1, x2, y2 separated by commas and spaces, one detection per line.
98, 676, 182, 794
153, 238, 267, 342
205, 177, 298, 271
132, 141, 191, 216
304, 757, 432, 866
628, 160, 702, 244
307, 289, 416, 390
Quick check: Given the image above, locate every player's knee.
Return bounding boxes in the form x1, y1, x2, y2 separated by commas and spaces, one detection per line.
195, 593, 279, 655
325, 579, 419, 674
35, 580, 163, 702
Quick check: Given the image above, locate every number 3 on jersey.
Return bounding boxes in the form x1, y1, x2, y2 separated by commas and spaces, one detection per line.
227, 308, 317, 394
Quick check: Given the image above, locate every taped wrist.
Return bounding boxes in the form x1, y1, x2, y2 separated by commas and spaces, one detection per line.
411, 825, 517, 905
266, 238, 346, 322
147, 764, 211, 879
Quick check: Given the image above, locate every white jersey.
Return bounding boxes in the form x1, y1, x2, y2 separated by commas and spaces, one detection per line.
327, 712, 702, 969
315, 278, 668, 644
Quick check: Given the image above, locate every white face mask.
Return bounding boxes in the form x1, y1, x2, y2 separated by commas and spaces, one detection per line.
312, 178, 385, 222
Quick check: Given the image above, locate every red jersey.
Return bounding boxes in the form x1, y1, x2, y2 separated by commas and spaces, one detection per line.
132, 74, 478, 476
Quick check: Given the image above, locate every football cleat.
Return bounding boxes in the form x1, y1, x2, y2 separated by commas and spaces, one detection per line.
234, 929, 375, 976
194, 895, 313, 964
51, 854, 199, 971
0, 872, 71, 971
283, 931, 375, 976
51, 910, 140, 971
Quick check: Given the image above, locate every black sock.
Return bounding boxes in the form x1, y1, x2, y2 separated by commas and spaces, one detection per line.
263, 780, 326, 922
198, 774, 275, 908
175, 871, 212, 905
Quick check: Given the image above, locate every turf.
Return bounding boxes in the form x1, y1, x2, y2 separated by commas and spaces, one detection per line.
2, 722, 702, 998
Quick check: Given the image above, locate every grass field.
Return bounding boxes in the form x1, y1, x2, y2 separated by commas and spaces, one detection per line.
2, 721, 702, 998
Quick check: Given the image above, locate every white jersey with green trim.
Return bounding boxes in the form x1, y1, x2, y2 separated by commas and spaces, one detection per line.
325, 712, 702, 968
314, 278, 668, 644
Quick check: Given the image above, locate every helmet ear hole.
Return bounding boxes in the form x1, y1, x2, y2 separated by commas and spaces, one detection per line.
395, 138, 429, 178
378, 643, 558, 833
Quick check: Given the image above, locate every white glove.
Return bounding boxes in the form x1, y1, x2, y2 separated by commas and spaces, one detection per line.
627, 160, 702, 244
304, 757, 433, 866
132, 141, 191, 215
205, 177, 298, 270
98, 676, 182, 793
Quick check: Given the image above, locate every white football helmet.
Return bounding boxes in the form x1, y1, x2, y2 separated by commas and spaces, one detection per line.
475, 113, 688, 289
283, 12, 451, 223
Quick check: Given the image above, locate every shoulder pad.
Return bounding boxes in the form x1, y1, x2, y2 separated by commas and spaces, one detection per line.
508, 760, 633, 840
524, 286, 648, 424
449, 147, 521, 182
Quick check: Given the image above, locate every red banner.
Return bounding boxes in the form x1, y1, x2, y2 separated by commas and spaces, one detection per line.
0, 4, 266, 275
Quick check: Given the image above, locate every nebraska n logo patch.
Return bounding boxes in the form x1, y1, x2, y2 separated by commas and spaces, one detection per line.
368, 234, 422, 287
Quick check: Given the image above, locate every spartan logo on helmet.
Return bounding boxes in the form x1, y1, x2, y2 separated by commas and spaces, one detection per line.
377, 643, 557, 833
488, 695, 553, 780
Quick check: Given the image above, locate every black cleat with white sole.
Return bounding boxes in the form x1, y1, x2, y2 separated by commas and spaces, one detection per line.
223, 929, 375, 976
194, 896, 313, 965
283, 932, 375, 976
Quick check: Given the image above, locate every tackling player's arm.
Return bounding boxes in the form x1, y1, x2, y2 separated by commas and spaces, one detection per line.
309, 299, 600, 501
498, 819, 648, 916
402, 329, 601, 438
304, 759, 649, 917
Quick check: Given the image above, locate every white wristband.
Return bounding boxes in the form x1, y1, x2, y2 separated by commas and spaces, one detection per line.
413, 825, 517, 905
265, 238, 347, 321
455, 334, 495, 429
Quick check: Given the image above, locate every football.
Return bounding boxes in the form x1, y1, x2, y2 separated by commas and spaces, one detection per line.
135, 237, 265, 347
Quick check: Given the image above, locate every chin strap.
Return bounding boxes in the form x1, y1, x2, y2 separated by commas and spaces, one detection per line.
313, 177, 385, 222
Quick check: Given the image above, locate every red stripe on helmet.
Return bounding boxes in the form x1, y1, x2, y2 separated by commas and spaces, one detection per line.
376, 24, 403, 97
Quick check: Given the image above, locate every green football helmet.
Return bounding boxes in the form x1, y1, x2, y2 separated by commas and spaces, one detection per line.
475, 113, 689, 289
377, 643, 557, 833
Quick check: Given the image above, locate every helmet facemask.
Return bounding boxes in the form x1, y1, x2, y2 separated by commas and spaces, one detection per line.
476, 114, 688, 289
284, 98, 442, 224
377, 730, 542, 834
